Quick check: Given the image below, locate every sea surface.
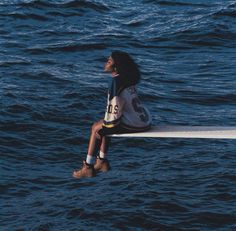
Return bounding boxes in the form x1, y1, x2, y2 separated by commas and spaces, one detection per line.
1, 0, 236, 230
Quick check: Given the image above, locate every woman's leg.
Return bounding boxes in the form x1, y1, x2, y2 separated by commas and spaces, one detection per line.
87, 120, 111, 172
99, 136, 111, 157
73, 120, 110, 178
87, 120, 111, 157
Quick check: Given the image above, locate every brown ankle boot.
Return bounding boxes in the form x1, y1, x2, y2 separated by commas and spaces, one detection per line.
94, 157, 111, 172
73, 160, 96, 178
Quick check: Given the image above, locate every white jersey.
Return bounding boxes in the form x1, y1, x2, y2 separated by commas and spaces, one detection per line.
103, 76, 151, 131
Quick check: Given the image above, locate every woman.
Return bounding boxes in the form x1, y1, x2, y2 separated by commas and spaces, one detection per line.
73, 51, 152, 178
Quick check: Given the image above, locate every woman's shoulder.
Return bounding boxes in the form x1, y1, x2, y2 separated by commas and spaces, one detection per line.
120, 85, 137, 97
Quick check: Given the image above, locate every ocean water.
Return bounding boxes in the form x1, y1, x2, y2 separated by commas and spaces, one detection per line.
0, 0, 236, 230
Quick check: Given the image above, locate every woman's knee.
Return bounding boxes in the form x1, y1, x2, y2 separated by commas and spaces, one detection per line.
91, 120, 103, 133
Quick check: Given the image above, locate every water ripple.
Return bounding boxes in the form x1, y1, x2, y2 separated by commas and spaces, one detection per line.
18, 0, 109, 12
1, 0, 236, 230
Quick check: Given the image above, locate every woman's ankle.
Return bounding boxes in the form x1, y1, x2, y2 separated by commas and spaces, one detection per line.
86, 155, 95, 165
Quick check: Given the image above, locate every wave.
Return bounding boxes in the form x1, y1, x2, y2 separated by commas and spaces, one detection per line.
143, 0, 211, 7
25, 43, 107, 54
1, 121, 38, 132
0, 136, 27, 148
177, 93, 236, 106
59, 0, 109, 11
214, 10, 236, 18
149, 25, 236, 49
213, 3, 236, 18
47, 43, 107, 52
0, 29, 8, 34
18, 0, 109, 12
193, 211, 236, 227
6, 104, 32, 114
0, 60, 31, 67
45, 11, 83, 17
17, 72, 73, 84
179, 29, 236, 47
144, 1, 236, 49
4, 12, 49, 21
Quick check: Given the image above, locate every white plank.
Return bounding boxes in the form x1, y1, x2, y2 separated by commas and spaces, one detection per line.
109, 126, 236, 139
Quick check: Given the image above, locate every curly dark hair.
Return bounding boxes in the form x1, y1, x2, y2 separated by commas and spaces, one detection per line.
111, 51, 141, 87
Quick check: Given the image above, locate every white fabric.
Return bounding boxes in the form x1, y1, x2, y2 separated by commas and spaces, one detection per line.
103, 85, 151, 129
86, 155, 95, 165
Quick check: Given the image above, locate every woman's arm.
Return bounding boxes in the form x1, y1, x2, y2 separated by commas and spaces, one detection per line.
99, 95, 125, 136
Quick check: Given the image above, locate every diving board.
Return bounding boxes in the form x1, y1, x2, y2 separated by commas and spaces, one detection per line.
109, 126, 236, 139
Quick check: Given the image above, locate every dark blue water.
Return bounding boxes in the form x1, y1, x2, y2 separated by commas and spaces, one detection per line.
1, 0, 236, 230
